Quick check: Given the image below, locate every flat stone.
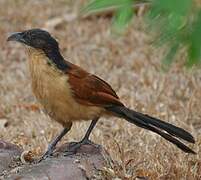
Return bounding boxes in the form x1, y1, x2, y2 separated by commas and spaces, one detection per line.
0, 140, 23, 175
4, 142, 109, 180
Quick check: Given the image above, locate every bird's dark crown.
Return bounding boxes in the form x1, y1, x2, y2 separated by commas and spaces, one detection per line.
7, 28, 59, 50
7, 28, 70, 71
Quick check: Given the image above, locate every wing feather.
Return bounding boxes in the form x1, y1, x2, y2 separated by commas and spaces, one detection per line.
66, 62, 123, 107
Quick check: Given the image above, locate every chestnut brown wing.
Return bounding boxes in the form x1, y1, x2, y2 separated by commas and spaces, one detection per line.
67, 63, 124, 107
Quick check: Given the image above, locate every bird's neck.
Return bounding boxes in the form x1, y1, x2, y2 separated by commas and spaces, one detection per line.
26, 47, 70, 72
43, 48, 70, 71
27, 48, 52, 80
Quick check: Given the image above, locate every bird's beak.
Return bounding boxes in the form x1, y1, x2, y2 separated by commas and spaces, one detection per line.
7, 32, 25, 43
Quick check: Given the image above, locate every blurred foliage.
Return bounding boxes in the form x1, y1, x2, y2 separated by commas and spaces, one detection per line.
82, 0, 201, 67
81, 0, 146, 33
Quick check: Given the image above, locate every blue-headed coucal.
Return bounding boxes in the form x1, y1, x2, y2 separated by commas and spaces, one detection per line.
7, 29, 195, 161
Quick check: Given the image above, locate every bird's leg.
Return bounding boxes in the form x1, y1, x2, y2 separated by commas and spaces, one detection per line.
38, 124, 72, 162
64, 117, 99, 155
80, 117, 99, 144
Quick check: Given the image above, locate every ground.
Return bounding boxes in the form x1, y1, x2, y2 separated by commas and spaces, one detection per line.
0, 0, 201, 179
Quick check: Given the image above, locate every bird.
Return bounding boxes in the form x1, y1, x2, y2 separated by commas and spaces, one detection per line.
7, 29, 195, 161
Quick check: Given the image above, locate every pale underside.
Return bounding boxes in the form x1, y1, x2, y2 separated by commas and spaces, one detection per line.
27, 48, 104, 127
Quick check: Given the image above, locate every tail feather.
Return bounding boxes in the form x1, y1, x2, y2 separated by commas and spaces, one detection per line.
106, 105, 195, 154
131, 111, 195, 143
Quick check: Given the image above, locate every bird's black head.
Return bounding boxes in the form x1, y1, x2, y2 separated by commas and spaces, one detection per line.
7, 29, 59, 51
7, 29, 70, 71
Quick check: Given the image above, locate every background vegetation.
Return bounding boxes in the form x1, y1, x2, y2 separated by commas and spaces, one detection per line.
83, 0, 201, 67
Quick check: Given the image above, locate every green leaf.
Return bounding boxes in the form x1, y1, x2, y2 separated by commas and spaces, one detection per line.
186, 10, 201, 67
154, 14, 184, 47
112, 4, 134, 34
150, 0, 192, 16
162, 43, 179, 69
146, 0, 201, 67
81, 0, 134, 15
82, 0, 135, 33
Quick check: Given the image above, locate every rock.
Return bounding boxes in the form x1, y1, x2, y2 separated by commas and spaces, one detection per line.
2, 142, 109, 180
0, 140, 23, 175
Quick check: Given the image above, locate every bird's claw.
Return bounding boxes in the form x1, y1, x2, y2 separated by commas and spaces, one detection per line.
64, 139, 96, 156
37, 147, 55, 163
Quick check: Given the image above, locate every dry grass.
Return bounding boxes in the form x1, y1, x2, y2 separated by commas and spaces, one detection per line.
0, 0, 201, 179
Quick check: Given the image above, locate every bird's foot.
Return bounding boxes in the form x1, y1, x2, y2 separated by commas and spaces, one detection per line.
64, 139, 97, 156
37, 145, 55, 163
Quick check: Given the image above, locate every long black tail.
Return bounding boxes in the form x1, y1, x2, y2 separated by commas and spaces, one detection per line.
106, 105, 195, 154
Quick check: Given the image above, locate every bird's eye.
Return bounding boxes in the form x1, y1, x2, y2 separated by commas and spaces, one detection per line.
36, 39, 44, 44
22, 31, 30, 41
